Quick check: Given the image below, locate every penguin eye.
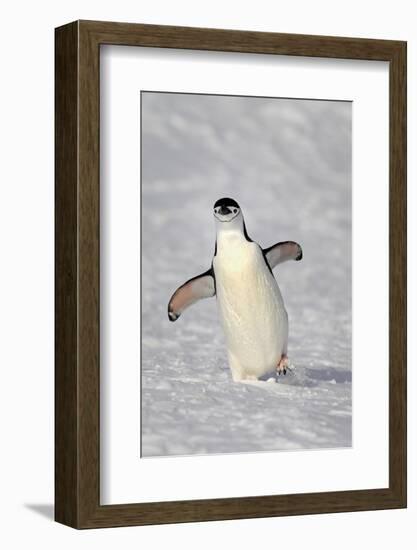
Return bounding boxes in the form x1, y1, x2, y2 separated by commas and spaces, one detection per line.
233, 208, 237, 213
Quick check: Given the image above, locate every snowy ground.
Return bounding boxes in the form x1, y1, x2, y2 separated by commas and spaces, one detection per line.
141, 92, 352, 456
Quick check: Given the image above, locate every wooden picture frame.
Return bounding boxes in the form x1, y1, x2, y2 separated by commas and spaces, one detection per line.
55, 20, 407, 529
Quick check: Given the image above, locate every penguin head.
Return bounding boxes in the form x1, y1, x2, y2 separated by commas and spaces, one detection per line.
213, 197, 241, 223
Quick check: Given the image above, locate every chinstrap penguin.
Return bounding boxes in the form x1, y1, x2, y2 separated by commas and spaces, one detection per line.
168, 198, 302, 382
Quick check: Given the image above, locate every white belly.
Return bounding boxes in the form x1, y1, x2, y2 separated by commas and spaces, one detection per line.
213, 240, 288, 381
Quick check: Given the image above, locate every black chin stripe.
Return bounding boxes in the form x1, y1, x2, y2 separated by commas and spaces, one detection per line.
214, 212, 240, 223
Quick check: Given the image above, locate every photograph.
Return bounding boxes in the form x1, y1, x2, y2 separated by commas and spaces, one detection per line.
140, 91, 352, 457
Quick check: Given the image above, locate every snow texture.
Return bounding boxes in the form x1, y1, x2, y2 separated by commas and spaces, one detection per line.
141, 92, 352, 457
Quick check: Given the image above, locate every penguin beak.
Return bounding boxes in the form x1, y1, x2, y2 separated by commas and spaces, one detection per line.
219, 205, 231, 215
213, 203, 240, 222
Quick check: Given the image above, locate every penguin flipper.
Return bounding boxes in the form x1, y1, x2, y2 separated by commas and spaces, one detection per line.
263, 241, 302, 270
168, 268, 215, 322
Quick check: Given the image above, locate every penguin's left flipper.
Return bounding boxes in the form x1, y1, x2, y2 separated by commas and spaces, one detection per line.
263, 241, 302, 270
168, 268, 215, 322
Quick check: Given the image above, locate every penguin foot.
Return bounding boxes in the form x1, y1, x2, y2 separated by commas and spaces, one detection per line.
276, 355, 289, 376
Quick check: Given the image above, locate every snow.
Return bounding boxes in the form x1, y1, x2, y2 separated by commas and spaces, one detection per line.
141, 92, 352, 457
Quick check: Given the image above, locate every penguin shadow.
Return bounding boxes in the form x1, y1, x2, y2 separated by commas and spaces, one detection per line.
255, 365, 351, 387
284, 366, 351, 387
257, 369, 296, 383
236, 368, 298, 388
305, 367, 351, 383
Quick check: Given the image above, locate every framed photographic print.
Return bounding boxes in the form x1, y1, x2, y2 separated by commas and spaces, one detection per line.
55, 20, 407, 528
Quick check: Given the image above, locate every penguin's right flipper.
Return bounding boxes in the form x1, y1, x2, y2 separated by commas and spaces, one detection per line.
263, 241, 302, 270
168, 268, 215, 322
